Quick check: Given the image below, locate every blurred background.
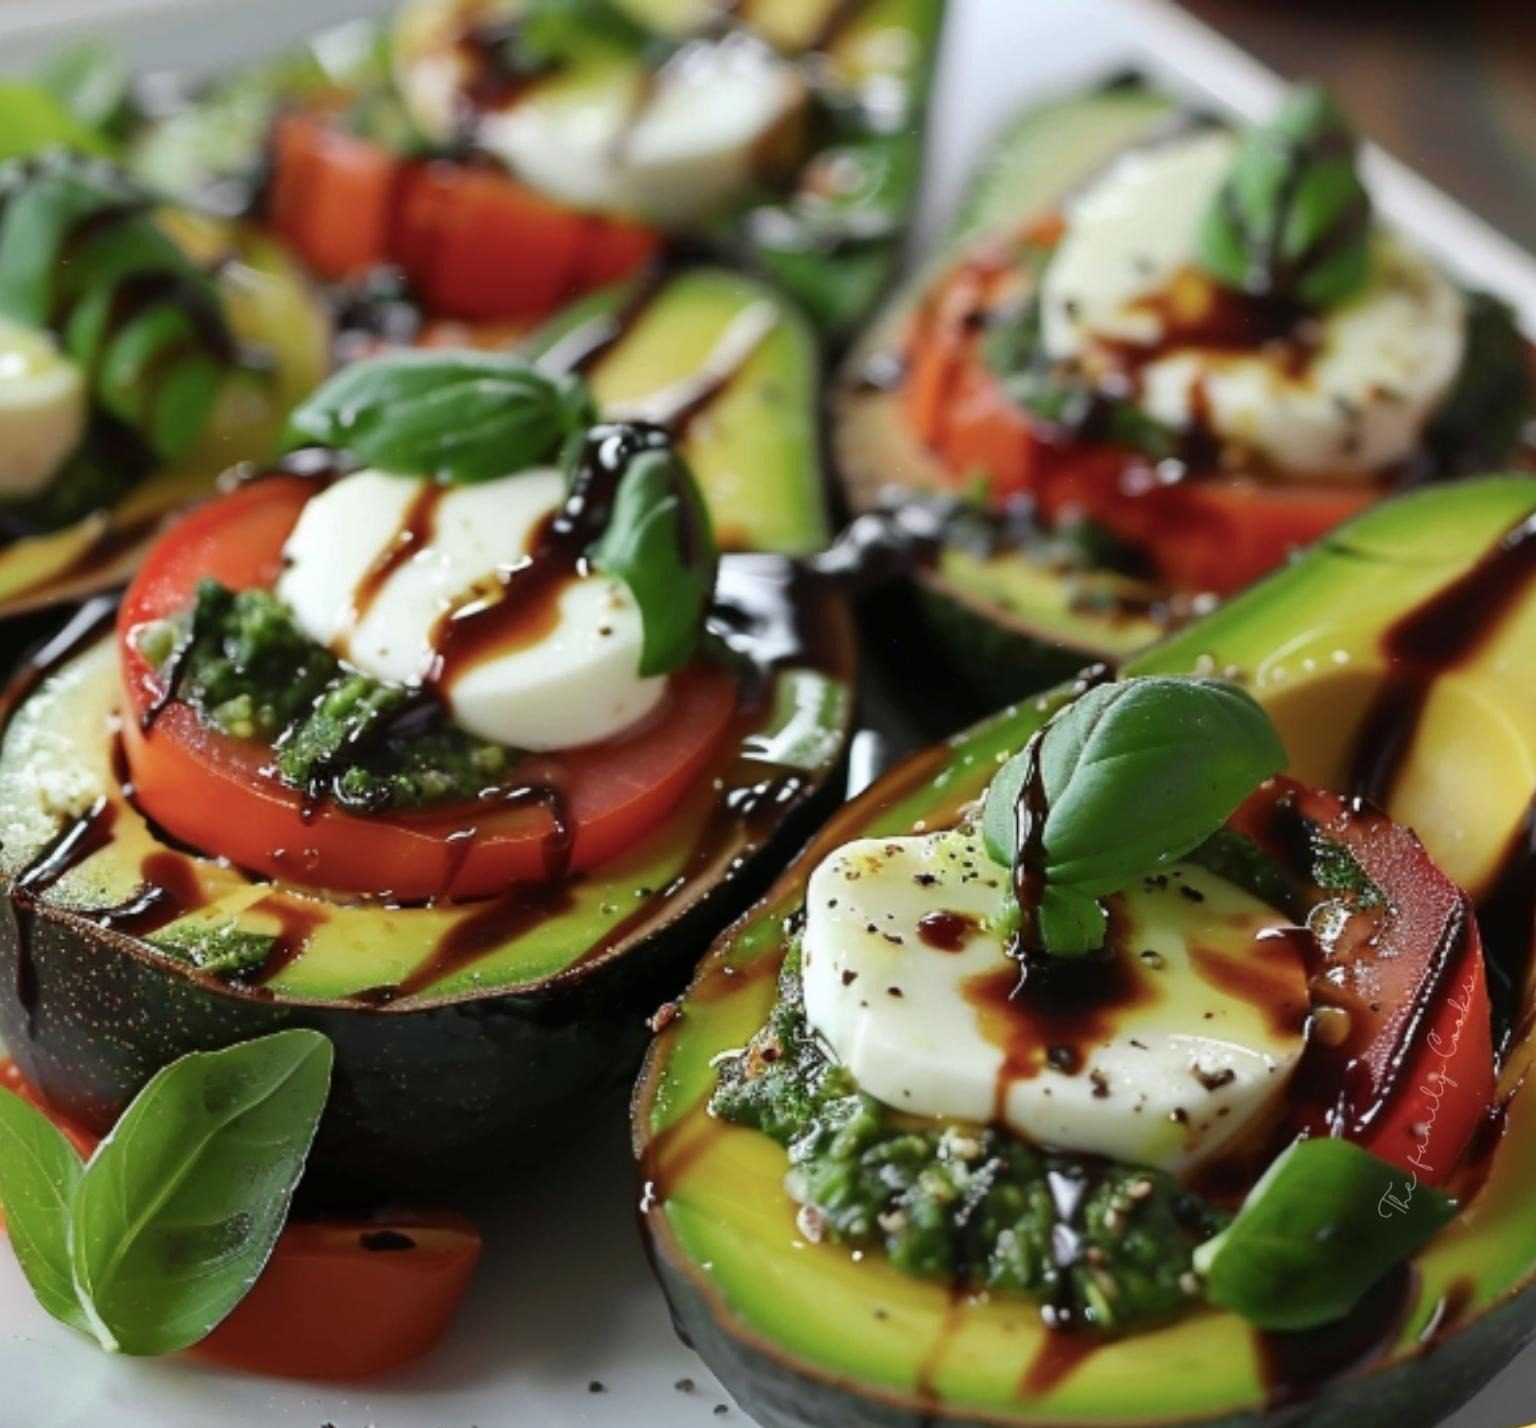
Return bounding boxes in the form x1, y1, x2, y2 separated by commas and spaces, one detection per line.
1180, 0, 1536, 251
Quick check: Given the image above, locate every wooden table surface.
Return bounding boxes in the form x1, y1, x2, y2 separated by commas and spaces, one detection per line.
1178, 0, 1536, 254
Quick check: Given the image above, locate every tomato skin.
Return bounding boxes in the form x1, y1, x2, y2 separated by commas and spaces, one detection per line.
269, 113, 660, 322
897, 254, 1377, 596
1231, 778, 1495, 1185
116, 478, 737, 900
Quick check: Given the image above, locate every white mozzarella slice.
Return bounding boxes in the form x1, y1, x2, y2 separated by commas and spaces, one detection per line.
1136, 233, 1466, 477
614, 36, 804, 224
0, 318, 87, 499
1039, 129, 1466, 477
277, 468, 665, 751
395, 0, 803, 228
478, 59, 647, 216
801, 831, 1309, 1175
1042, 128, 1240, 365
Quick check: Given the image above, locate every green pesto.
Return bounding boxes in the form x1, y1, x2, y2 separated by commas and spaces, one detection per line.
147, 580, 512, 813
710, 942, 1225, 1330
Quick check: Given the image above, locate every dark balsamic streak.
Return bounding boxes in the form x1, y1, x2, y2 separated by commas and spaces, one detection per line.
345, 483, 445, 636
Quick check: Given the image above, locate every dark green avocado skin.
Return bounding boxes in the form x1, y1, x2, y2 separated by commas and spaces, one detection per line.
0, 815, 836, 1203
656, 1235, 1536, 1428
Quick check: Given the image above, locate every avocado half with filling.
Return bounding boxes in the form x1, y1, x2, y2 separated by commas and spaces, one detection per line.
636, 474, 1536, 1428
0, 342, 856, 1199
0, 153, 329, 628
832, 80, 1535, 708
134, 0, 945, 336
524, 265, 828, 554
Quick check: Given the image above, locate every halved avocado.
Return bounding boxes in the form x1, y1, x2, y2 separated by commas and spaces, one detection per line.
525, 266, 828, 553
0, 212, 329, 626
0, 292, 856, 1196
832, 83, 1180, 702
832, 83, 1535, 709
636, 475, 1536, 1428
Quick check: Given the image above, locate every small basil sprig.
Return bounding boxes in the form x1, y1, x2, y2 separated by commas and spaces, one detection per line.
581, 425, 718, 677
285, 351, 595, 484
0, 153, 234, 460
982, 677, 1286, 957
0, 1030, 333, 1355
1196, 85, 1372, 310
1195, 1137, 1456, 1331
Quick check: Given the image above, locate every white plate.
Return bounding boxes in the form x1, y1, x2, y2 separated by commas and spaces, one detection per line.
0, 1, 1533, 1424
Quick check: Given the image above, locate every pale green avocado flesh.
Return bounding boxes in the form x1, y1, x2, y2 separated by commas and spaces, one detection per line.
637, 477, 1536, 1428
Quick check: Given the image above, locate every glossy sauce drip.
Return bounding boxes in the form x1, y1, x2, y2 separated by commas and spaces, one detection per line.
916, 910, 975, 952
93, 851, 206, 938
1473, 800, 1536, 1057
1019, 1327, 1102, 1399
1188, 926, 1313, 1040
453, 14, 561, 120
426, 423, 673, 696
1008, 732, 1050, 955
1254, 1262, 1415, 1409
10, 796, 118, 1031
912, 1281, 969, 1410
248, 895, 327, 986
383, 882, 576, 1003
344, 482, 445, 636
1348, 513, 1536, 1052
964, 923, 1156, 1120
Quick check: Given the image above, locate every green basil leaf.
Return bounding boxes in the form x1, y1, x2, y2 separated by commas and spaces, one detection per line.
0, 155, 234, 461
36, 43, 131, 137
0, 160, 139, 329
70, 1029, 333, 1356
1194, 1137, 1456, 1330
1196, 85, 1372, 309
285, 351, 595, 483
1037, 885, 1107, 958
588, 444, 719, 677
0, 1089, 88, 1334
0, 82, 114, 164
983, 678, 1285, 957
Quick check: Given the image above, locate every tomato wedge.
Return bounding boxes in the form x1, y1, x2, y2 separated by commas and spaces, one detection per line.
1230, 777, 1496, 1184
117, 477, 738, 900
0, 1061, 478, 1378
193, 1213, 482, 1379
269, 113, 661, 323
897, 253, 1376, 596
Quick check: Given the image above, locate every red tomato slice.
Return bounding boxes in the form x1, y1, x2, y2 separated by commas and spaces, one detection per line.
1231, 778, 1496, 1185
897, 254, 1377, 596
117, 477, 737, 900
193, 1213, 482, 1380
269, 113, 661, 322
270, 113, 399, 281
